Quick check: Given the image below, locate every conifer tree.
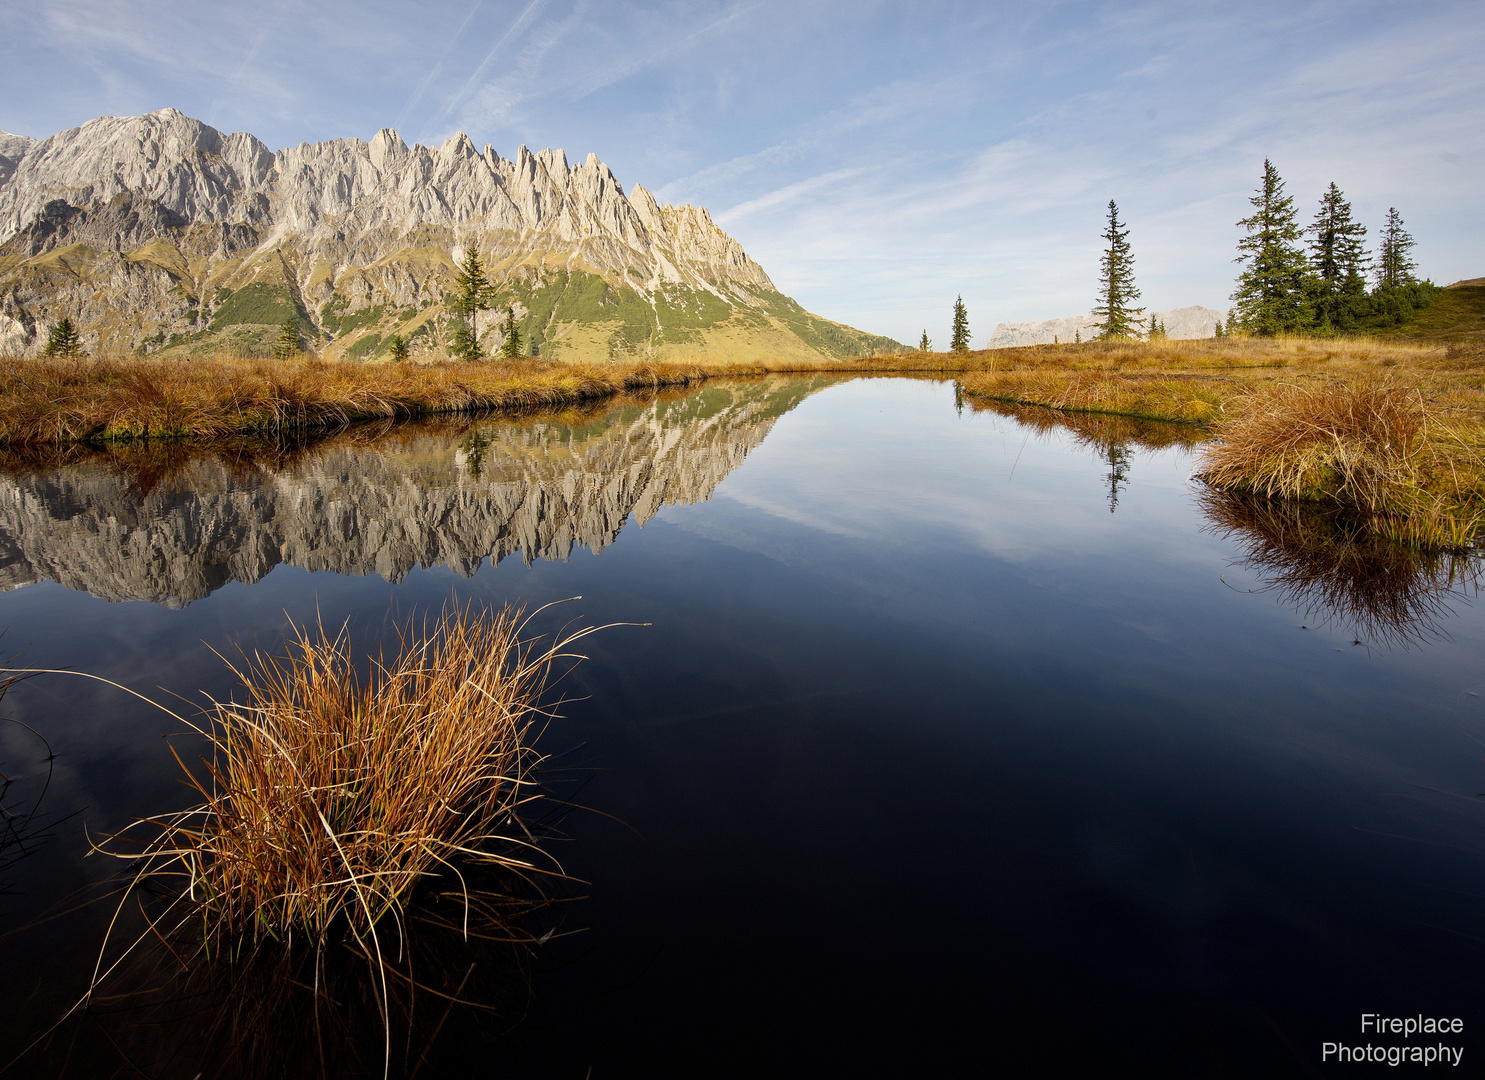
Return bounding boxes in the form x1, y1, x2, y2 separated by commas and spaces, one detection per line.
271, 317, 301, 360
1308, 183, 1368, 331
950, 297, 970, 352
499, 307, 523, 359
387, 334, 410, 362
1091, 201, 1144, 339
919, 330, 931, 352
1374, 208, 1417, 293
449, 247, 495, 361
43, 316, 81, 357
1232, 160, 1310, 335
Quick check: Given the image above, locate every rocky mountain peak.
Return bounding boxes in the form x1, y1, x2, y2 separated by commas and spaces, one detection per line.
0, 108, 902, 363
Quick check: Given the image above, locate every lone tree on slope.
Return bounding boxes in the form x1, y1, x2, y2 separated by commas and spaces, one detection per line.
950, 297, 970, 353
449, 246, 496, 361
1374, 208, 1417, 293
499, 307, 524, 359
1232, 160, 1310, 335
43, 316, 81, 358
271, 316, 301, 360
1307, 182, 1369, 332
387, 334, 410, 362
1091, 200, 1144, 340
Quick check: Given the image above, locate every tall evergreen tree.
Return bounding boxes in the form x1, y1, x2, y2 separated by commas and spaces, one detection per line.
499, 306, 524, 359
43, 316, 81, 358
271, 317, 301, 360
1307, 183, 1368, 331
1091, 200, 1144, 339
449, 247, 495, 361
1374, 208, 1417, 293
950, 297, 970, 353
1232, 160, 1311, 335
387, 334, 410, 362
919, 330, 932, 352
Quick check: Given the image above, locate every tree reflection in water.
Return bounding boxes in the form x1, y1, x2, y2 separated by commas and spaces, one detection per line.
967, 396, 1481, 646
1197, 487, 1482, 648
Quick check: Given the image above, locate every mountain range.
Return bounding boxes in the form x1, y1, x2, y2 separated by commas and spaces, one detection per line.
0, 109, 901, 362
987, 306, 1228, 348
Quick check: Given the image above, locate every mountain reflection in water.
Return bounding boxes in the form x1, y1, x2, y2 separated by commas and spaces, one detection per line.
0, 377, 834, 607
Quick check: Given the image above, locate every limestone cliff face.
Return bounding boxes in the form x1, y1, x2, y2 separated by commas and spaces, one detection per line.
0, 110, 912, 364
0, 377, 828, 607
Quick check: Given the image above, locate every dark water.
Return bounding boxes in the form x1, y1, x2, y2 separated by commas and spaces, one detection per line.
1, 376, 1482, 1078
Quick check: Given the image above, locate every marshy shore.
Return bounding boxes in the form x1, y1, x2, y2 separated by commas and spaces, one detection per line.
2, 336, 1482, 546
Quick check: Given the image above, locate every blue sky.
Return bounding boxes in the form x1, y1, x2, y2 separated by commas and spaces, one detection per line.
2, 0, 1481, 344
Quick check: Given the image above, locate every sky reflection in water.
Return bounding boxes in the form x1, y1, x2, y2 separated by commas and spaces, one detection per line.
0, 377, 1482, 1077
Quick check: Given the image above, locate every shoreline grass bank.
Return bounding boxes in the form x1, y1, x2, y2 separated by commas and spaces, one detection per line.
3, 338, 1481, 546
957, 336, 1485, 548
0, 352, 976, 446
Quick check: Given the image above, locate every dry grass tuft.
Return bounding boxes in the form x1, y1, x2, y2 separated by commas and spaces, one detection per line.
1196, 380, 1484, 548
132, 605, 580, 946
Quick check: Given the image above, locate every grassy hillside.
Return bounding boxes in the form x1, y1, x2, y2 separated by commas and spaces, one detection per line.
1368, 278, 1485, 343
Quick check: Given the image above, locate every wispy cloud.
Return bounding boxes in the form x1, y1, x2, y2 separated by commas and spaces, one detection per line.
422, 0, 550, 139
395, 0, 486, 132
715, 167, 866, 224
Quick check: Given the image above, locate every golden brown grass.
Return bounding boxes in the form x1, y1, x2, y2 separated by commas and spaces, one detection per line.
4, 605, 593, 1076
955, 336, 1485, 547
118, 604, 586, 947
1196, 380, 1484, 548
0, 350, 977, 446
0, 353, 731, 444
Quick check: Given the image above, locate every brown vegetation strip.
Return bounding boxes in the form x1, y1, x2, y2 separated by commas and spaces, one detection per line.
0, 352, 984, 446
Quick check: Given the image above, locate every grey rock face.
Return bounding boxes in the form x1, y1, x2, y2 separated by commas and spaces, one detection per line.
0, 108, 773, 296
0, 377, 827, 607
0, 130, 37, 187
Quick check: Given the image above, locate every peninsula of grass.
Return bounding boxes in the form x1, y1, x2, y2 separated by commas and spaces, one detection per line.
956, 336, 1485, 549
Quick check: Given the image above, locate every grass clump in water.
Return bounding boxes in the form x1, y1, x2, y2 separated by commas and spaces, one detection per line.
1196, 379, 1484, 549
126, 604, 586, 947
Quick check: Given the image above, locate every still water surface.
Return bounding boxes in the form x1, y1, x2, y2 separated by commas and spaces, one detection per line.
1, 376, 1483, 1077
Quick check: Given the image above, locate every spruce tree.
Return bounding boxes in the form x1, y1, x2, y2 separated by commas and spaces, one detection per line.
950, 296, 970, 353
1232, 160, 1311, 335
387, 334, 410, 362
43, 316, 81, 358
1374, 208, 1417, 293
271, 317, 301, 360
499, 307, 523, 359
919, 330, 931, 352
449, 246, 495, 361
1308, 183, 1368, 331
1091, 200, 1144, 340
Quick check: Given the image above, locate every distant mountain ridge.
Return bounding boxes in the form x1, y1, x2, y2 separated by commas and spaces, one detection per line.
0, 109, 900, 362
988, 306, 1228, 348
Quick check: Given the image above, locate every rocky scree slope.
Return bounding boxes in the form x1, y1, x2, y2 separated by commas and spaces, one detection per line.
0, 109, 899, 362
